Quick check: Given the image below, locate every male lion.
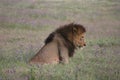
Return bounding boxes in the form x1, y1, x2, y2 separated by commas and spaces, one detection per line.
29, 23, 86, 64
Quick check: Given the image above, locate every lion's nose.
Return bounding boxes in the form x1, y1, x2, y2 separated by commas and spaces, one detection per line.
84, 44, 86, 46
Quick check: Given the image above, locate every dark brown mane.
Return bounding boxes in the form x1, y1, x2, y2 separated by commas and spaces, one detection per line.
45, 32, 55, 44
45, 23, 86, 43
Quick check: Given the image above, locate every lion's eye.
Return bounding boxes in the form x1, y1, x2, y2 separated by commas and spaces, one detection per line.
80, 36, 84, 40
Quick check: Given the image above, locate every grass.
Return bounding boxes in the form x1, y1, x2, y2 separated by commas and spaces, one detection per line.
0, 37, 119, 80
1, 23, 53, 31
0, 0, 120, 80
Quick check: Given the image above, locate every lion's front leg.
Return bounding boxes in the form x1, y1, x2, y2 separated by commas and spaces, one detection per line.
58, 46, 69, 64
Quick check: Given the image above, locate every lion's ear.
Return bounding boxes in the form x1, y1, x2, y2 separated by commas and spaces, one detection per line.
73, 27, 78, 33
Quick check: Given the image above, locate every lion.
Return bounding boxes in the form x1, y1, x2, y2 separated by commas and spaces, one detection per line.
29, 23, 86, 64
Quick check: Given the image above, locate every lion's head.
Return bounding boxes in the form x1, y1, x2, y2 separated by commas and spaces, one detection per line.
56, 23, 86, 48
72, 24, 86, 48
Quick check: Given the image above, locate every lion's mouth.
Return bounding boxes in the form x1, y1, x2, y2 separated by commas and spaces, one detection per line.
78, 45, 84, 48
78, 44, 86, 48
76, 45, 82, 49
78, 46, 82, 48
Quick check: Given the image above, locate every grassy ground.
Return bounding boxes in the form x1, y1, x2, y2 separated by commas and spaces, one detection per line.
0, 0, 120, 80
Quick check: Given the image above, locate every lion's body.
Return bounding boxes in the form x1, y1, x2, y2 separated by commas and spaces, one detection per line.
30, 23, 86, 64
30, 33, 69, 64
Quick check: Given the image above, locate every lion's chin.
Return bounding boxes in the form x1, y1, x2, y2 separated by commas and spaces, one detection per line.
77, 46, 84, 50
80, 47, 84, 50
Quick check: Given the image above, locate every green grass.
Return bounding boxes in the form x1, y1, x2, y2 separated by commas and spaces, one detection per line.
0, 37, 120, 80
0, 23, 53, 31
87, 37, 120, 47
0, 0, 120, 80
